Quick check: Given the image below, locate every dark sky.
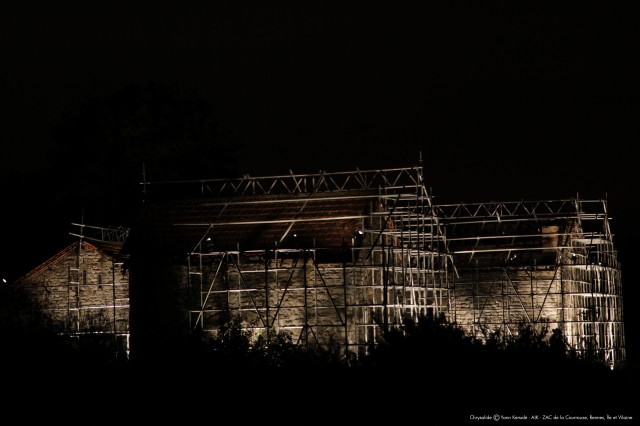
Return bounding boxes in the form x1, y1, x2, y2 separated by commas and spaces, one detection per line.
2, 4, 639, 356
4, 4, 639, 230
4, 4, 638, 195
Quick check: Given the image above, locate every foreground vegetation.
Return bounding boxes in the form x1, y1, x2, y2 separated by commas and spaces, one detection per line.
2, 283, 635, 420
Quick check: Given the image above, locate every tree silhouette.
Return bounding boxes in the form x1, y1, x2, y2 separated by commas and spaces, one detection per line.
47, 83, 236, 227
0, 83, 236, 282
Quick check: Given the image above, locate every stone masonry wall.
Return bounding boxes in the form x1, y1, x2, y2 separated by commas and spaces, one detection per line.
20, 242, 129, 337
190, 250, 623, 362
452, 267, 561, 337
194, 253, 442, 351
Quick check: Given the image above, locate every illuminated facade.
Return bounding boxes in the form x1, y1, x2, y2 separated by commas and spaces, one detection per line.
438, 199, 625, 367
17, 225, 130, 355
136, 166, 625, 367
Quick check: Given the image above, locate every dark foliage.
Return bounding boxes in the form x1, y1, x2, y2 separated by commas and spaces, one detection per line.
47, 83, 236, 226
0, 83, 236, 283
0, 283, 70, 367
0, 283, 129, 381
361, 314, 635, 416
3, 288, 636, 420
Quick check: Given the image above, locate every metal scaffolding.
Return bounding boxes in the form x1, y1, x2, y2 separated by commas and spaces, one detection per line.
67, 223, 130, 355
142, 167, 625, 366
436, 198, 625, 367
167, 167, 451, 355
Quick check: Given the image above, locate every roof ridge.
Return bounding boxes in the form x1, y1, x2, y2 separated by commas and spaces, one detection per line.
15, 241, 103, 284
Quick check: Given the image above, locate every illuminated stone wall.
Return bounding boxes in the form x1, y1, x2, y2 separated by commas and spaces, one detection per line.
18, 242, 129, 344
452, 268, 561, 337
193, 251, 623, 366
193, 252, 443, 352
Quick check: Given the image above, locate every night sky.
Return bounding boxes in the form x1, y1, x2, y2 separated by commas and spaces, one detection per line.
2, 4, 639, 360
3, 5, 638, 200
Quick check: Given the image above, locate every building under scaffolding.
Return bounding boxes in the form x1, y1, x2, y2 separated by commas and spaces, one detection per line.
139, 167, 449, 356
437, 199, 625, 368
139, 166, 625, 366
17, 224, 130, 355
